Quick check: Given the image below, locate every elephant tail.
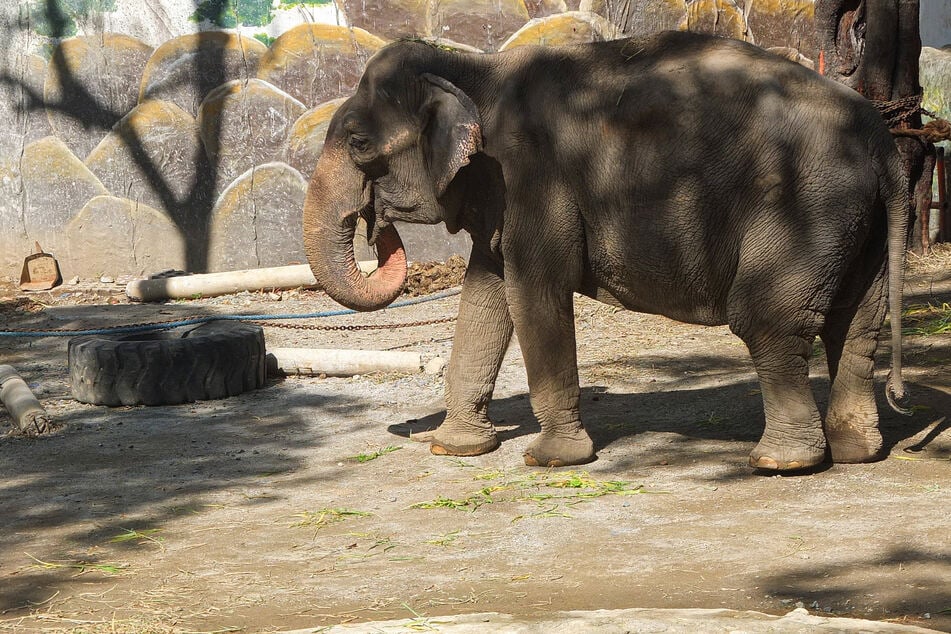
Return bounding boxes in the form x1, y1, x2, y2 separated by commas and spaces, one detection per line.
881, 148, 912, 416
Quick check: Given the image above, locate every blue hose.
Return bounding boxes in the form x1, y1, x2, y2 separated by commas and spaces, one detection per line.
0, 288, 461, 338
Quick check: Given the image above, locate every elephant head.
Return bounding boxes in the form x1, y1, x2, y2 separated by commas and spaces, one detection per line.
303, 46, 483, 311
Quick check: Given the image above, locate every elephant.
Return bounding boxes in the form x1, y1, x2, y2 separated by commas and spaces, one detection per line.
303, 30, 910, 472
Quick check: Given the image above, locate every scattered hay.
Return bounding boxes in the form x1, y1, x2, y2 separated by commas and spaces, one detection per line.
108, 528, 164, 549
291, 508, 371, 537
347, 445, 402, 463
410, 469, 659, 517
907, 243, 951, 274
903, 302, 951, 335
25, 553, 129, 576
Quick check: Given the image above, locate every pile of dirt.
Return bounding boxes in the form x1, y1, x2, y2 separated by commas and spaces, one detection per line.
402, 255, 467, 296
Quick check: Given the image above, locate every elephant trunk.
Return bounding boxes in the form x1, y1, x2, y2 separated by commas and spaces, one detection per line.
303, 141, 407, 311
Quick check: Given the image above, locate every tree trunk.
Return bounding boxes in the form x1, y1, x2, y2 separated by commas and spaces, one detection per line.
815, 0, 934, 253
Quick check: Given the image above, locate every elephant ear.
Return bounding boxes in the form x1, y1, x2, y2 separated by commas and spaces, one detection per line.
421, 73, 483, 197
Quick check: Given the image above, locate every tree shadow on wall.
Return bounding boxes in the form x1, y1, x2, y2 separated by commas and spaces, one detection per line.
0, 0, 226, 273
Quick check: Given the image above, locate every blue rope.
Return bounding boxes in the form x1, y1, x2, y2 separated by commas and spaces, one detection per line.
0, 288, 461, 338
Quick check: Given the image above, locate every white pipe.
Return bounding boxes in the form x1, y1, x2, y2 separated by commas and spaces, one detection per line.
126, 262, 380, 302
0, 365, 53, 434
126, 265, 318, 302
266, 348, 422, 377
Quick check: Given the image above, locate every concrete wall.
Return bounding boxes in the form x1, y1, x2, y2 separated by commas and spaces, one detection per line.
0, 1, 948, 280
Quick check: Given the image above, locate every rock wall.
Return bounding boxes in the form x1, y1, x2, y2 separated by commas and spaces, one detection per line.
0, 1, 948, 280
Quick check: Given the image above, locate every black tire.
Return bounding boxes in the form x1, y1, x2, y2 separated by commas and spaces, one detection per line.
68, 321, 266, 406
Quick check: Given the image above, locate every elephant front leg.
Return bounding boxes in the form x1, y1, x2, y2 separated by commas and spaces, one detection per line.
422, 249, 513, 456
507, 286, 595, 468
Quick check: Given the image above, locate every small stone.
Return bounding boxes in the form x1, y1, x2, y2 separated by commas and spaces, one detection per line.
68, 276, 80, 285
424, 357, 447, 375
99, 275, 114, 284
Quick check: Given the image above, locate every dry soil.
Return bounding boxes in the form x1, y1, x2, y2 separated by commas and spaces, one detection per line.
0, 252, 949, 633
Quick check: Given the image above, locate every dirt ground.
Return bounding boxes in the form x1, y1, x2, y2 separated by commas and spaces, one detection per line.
0, 250, 949, 633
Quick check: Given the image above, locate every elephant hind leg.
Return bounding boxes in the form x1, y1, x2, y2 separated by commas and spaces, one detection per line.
820, 267, 887, 464
742, 333, 828, 471
728, 275, 827, 470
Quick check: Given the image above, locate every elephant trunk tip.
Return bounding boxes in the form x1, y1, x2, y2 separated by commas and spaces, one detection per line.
308, 222, 408, 312
356, 222, 408, 311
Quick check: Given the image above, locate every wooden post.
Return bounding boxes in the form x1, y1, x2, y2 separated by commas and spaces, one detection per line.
938, 147, 948, 242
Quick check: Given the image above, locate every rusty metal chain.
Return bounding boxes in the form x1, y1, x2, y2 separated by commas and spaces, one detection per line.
248, 316, 456, 331
872, 94, 928, 128
1, 314, 456, 335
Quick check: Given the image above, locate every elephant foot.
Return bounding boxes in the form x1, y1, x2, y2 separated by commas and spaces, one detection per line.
748, 439, 826, 471
523, 428, 595, 468
825, 420, 882, 464
412, 423, 499, 457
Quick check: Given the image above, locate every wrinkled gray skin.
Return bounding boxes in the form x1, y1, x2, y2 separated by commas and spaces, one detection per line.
304, 31, 909, 471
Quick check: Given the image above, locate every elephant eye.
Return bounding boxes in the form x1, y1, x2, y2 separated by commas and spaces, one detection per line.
348, 134, 372, 154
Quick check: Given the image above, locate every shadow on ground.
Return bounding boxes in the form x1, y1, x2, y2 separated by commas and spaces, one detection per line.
390, 376, 949, 479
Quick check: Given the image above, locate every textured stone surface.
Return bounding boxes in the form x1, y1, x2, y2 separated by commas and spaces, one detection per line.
337, 0, 431, 41
22, 55, 54, 144
3, 54, 55, 150
19, 136, 108, 255
85, 99, 209, 219
338, 0, 546, 46
748, 0, 816, 62
0, 52, 50, 269
500, 11, 620, 50
0, 157, 28, 272
433, 0, 531, 51
198, 78, 306, 193
65, 196, 185, 277
526, 0, 570, 19
580, 0, 685, 35
139, 32, 269, 116
678, 0, 749, 41
208, 162, 308, 271
284, 97, 346, 178
587, 0, 754, 37
256, 24, 387, 107
44, 34, 154, 160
